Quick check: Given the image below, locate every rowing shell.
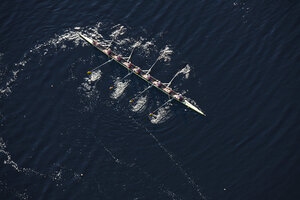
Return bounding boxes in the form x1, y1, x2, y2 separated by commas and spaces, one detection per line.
79, 33, 205, 116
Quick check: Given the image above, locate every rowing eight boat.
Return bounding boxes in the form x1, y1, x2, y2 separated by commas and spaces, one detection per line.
79, 33, 205, 116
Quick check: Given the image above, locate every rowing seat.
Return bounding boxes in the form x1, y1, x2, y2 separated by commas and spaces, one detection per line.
163, 87, 172, 94
142, 74, 151, 80
133, 67, 141, 74
126, 62, 132, 68
174, 94, 183, 101
153, 81, 161, 87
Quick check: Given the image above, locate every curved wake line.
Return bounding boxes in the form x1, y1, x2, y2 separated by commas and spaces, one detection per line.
0, 180, 29, 200
0, 138, 83, 186
0, 138, 46, 178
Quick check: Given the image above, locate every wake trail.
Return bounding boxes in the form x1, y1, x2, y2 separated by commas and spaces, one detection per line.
0, 138, 83, 186
90, 133, 183, 200
130, 117, 207, 200
0, 138, 47, 178
0, 180, 29, 200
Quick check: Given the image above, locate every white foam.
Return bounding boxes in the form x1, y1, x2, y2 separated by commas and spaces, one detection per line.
180, 64, 191, 79
233, 1, 251, 23
0, 70, 19, 97
110, 25, 127, 39
158, 45, 173, 62
78, 70, 102, 99
167, 64, 191, 87
131, 96, 147, 112
32, 30, 83, 52
110, 79, 130, 99
140, 40, 155, 55
149, 105, 171, 124
0, 138, 46, 177
131, 40, 142, 48
87, 70, 102, 82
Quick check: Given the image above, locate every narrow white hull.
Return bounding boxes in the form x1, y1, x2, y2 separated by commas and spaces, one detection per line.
79, 33, 205, 116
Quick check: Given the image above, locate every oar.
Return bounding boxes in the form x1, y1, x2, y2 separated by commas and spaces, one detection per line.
109, 47, 136, 89
129, 85, 153, 103
166, 65, 188, 87
146, 57, 159, 75
87, 59, 113, 74
146, 45, 171, 74
109, 72, 133, 90
108, 39, 114, 48
127, 47, 135, 62
149, 99, 173, 116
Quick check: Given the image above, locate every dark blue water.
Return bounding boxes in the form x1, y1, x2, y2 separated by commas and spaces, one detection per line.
1, 1, 300, 199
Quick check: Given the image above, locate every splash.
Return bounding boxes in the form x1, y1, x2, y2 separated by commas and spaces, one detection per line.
147, 45, 173, 74
79, 69, 102, 98
78, 69, 102, 112
0, 22, 104, 98
32, 22, 104, 53
51, 163, 83, 183
110, 78, 130, 99
181, 64, 191, 79
131, 96, 148, 112
141, 40, 156, 55
158, 45, 173, 62
149, 104, 172, 124
131, 40, 142, 48
109, 25, 127, 46
32, 30, 81, 52
233, 0, 251, 23
0, 70, 19, 97
86, 70, 102, 82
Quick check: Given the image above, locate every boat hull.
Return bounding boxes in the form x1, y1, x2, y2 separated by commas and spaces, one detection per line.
79, 33, 205, 116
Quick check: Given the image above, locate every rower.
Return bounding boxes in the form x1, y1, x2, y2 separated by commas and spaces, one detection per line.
105, 48, 111, 55
126, 62, 132, 68
174, 94, 183, 101
116, 55, 122, 61
93, 40, 97, 45
142, 73, 151, 81
153, 81, 161, 87
133, 67, 141, 74
163, 87, 172, 94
